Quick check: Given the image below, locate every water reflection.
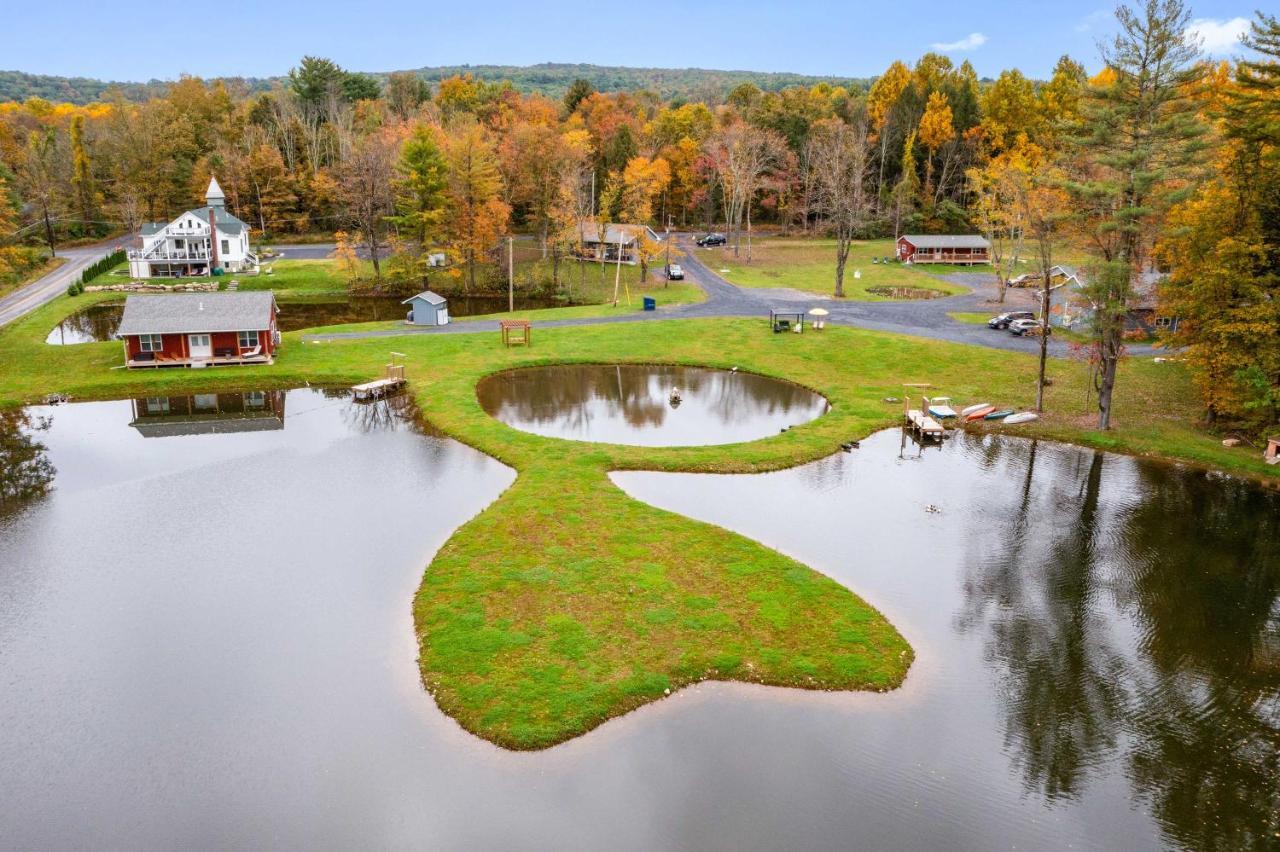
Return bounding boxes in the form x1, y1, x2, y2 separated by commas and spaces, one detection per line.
0, 409, 56, 515
129, 391, 287, 437
477, 364, 830, 446
615, 432, 1280, 850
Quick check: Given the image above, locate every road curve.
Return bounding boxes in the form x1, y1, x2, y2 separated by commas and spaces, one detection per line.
0, 239, 127, 328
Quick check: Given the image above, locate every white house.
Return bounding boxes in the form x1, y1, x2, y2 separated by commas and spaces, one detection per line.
128, 177, 259, 278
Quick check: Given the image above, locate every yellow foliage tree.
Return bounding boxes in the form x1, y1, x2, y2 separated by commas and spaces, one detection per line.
917, 91, 955, 195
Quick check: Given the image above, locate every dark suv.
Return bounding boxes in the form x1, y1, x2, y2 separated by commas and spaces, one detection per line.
987, 310, 1034, 330
696, 233, 727, 247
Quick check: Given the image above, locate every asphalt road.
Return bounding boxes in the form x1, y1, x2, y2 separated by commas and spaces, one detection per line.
0, 239, 126, 328
305, 236, 1134, 357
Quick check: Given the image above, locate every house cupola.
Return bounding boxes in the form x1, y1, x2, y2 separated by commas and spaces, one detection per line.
206, 176, 225, 209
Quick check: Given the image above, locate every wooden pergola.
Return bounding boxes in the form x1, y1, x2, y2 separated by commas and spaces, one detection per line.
500, 319, 531, 347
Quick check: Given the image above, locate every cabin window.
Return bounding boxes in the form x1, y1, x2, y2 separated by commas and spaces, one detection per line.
146, 397, 170, 413
1155, 316, 1174, 329
221, 239, 230, 255
238, 330, 259, 349
138, 334, 163, 352
244, 391, 266, 408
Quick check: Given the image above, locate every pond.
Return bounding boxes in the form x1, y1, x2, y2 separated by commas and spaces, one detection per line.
45, 293, 575, 343
476, 364, 830, 446
1, 402, 1276, 850
614, 430, 1280, 851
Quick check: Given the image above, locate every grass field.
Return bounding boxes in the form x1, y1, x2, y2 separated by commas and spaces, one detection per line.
704, 238, 968, 299
2, 289, 1275, 749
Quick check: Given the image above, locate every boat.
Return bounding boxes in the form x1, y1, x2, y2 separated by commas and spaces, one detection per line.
960, 402, 991, 418
927, 396, 957, 419
1003, 411, 1039, 425
964, 405, 996, 422
984, 409, 1015, 420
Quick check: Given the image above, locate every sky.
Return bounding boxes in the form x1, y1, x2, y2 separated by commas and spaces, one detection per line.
0, 0, 1261, 82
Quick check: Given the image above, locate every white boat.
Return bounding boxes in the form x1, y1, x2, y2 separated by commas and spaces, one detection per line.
1003, 411, 1039, 425
927, 396, 958, 419
961, 402, 992, 418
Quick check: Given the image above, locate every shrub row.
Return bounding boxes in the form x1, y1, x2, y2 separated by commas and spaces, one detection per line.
68, 248, 125, 296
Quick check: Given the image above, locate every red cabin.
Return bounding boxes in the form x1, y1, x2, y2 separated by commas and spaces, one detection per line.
116, 291, 279, 368
897, 234, 991, 265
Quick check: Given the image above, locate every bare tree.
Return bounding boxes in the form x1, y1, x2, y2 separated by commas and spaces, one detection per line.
706, 123, 786, 260
811, 118, 874, 298
338, 128, 400, 282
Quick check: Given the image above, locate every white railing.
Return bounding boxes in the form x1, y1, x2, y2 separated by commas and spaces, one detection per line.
128, 247, 213, 262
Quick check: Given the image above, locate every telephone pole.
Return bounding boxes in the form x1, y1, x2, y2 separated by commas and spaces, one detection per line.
507, 236, 514, 313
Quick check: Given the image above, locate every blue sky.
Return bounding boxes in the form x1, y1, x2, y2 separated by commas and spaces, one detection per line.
1, 0, 1260, 82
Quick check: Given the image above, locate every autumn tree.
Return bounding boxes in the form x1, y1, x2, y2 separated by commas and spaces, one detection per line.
20, 128, 62, 254
1068, 0, 1206, 429
917, 91, 955, 198
69, 115, 101, 235
811, 118, 873, 297
705, 122, 786, 260
442, 120, 510, 292
966, 146, 1028, 303
386, 72, 429, 121
337, 127, 400, 283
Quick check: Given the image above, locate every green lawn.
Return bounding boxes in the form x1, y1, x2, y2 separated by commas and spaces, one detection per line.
3, 289, 1275, 750
948, 311, 992, 325
705, 238, 968, 299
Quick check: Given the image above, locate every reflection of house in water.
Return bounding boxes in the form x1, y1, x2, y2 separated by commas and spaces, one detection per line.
129, 391, 286, 438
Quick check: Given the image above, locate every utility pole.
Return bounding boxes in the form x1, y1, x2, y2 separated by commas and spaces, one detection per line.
664, 215, 672, 289
507, 235, 514, 313
612, 232, 623, 307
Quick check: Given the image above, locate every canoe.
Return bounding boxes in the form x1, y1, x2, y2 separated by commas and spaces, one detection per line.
964, 405, 996, 421
984, 409, 1015, 420
961, 402, 991, 418
1003, 411, 1039, 425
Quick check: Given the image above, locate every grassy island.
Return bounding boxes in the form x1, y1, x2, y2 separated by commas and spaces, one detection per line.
1, 290, 1275, 748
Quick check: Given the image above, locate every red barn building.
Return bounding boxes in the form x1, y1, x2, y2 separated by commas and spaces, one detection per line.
897, 234, 991, 265
116, 291, 279, 368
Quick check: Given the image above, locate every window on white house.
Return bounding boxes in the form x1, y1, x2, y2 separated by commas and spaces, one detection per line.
238, 330, 259, 349
138, 334, 163, 352
221, 240, 230, 255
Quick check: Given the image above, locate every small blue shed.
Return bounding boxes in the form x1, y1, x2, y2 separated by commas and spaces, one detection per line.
402, 291, 449, 326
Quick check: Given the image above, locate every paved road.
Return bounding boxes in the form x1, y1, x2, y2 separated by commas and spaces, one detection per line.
266, 243, 336, 260
304, 235, 1135, 357
0, 239, 127, 328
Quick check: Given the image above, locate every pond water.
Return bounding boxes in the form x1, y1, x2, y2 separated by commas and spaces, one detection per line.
614, 430, 1280, 851
2, 400, 1277, 850
45, 294, 574, 343
476, 364, 830, 446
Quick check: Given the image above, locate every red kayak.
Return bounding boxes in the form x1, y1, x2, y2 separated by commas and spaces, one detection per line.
964, 405, 996, 422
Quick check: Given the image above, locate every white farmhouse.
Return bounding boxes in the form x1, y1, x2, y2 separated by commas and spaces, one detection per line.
127, 178, 259, 278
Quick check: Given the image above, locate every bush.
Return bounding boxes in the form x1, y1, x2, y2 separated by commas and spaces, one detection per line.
67, 281, 80, 297
80, 249, 125, 285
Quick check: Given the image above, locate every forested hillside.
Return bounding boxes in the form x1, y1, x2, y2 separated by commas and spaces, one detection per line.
0, 64, 872, 106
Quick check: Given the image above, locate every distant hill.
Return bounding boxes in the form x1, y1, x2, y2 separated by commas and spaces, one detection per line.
0, 62, 872, 105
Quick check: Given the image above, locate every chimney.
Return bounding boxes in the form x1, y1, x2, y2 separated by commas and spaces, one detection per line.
208, 206, 219, 273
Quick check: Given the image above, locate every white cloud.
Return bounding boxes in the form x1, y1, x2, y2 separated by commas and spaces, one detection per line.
1186, 17, 1250, 53
930, 32, 987, 52
1075, 10, 1110, 33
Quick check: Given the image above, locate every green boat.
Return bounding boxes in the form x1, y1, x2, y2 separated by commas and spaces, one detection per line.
984, 409, 1015, 420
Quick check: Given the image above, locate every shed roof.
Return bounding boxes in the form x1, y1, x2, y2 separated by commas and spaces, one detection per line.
402, 290, 447, 306
577, 220, 660, 246
901, 234, 991, 249
117, 292, 276, 336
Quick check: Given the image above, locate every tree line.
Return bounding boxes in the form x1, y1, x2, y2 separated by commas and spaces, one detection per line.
0, 3, 1277, 434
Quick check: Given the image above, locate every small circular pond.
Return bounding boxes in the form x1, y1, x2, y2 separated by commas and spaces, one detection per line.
476, 364, 830, 446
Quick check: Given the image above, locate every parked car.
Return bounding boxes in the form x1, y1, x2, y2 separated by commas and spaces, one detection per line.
1008, 318, 1050, 337
987, 310, 1035, 329
696, 233, 727, 247
666, 263, 684, 280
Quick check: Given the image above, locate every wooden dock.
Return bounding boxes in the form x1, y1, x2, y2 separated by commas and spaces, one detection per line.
352, 363, 407, 401
905, 408, 945, 440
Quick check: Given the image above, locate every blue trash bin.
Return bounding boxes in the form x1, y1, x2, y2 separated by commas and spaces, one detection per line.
643, 297, 656, 311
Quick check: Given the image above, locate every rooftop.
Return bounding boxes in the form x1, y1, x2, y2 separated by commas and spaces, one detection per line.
901, 234, 991, 249
116, 291, 276, 336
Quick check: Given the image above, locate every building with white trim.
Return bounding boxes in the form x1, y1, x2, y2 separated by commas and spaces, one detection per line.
128, 178, 259, 278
